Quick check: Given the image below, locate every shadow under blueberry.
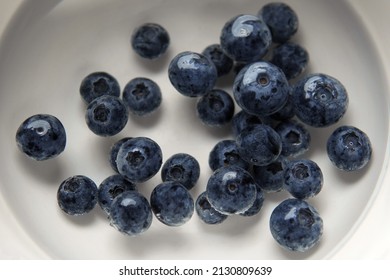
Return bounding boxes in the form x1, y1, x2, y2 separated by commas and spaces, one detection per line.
59, 206, 101, 227
127, 105, 164, 129
16, 150, 64, 186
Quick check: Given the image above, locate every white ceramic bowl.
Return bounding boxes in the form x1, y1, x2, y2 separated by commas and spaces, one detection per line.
0, 0, 389, 259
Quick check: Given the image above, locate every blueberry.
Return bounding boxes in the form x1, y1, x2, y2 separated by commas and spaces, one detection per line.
195, 191, 228, 225
161, 153, 200, 190
201, 44, 233, 77
150, 181, 194, 226
275, 119, 311, 158
269, 198, 323, 252
284, 159, 323, 199
270, 42, 309, 80
79, 72, 120, 104
220, 14, 272, 62
109, 137, 133, 173
236, 124, 282, 166
252, 157, 286, 192
116, 137, 163, 183
122, 77, 162, 116
15, 114, 66, 161
208, 139, 250, 171
327, 125, 372, 171
109, 191, 153, 236
239, 183, 264, 217
196, 89, 235, 127
131, 23, 170, 59
168, 51, 218, 97
57, 175, 98, 216
85, 95, 128, 137
269, 94, 295, 121
206, 166, 257, 215
258, 2, 299, 43
233, 61, 290, 117
231, 110, 269, 137
98, 174, 137, 215
292, 73, 349, 127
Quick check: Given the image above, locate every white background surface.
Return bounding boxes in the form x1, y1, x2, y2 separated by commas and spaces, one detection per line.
0, 0, 389, 259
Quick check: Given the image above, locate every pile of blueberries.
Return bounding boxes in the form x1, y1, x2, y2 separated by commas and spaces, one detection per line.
15, 2, 372, 253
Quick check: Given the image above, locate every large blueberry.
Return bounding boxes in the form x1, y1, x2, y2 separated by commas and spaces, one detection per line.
233, 61, 290, 117
231, 110, 270, 137
275, 119, 311, 158
206, 166, 257, 215
168, 51, 217, 97
150, 181, 194, 226
85, 95, 128, 137
16, 114, 66, 161
236, 124, 282, 166
57, 175, 98, 216
122, 77, 162, 116
220, 14, 272, 62
208, 139, 250, 172
116, 137, 163, 183
195, 191, 228, 225
79, 72, 120, 104
271, 42, 309, 80
98, 174, 137, 215
292, 73, 349, 127
284, 159, 323, 199
327, 125, 372, 171
131, 23, 170, 59
269, 198, 323, 252
258, 2, 299, 43
201, 44, 233, 77
161, 153, 200, 190
109, 191, 153, 236
196, 89, 235, 127
252, 157, 286, 193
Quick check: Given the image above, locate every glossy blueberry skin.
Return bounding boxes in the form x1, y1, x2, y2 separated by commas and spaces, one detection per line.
220, 14, 272, 63
16, 114, 66, 161
122, 77, 162, 116
271, 42, 309, 80
79, 72, 120, 104
327, 125, 372, 171
168, 51, 218, 97
284, 159, 323, 199
252, 157, 286, 192
131, 23, 170, 59
292, 73, 349, 127
57, 175, 98, 216
150, 181, 194, 226
201, 44, 233, 77
196, 89, 235, 127
233, 61, 290, 117
195, 191, 228, 225
98, 174, 137, 215
116, 137, 163, 183
109, 137, 133, 173
258, 2, 299, 43
206, 166, 257, 215
236, 124, 282, 166
231, 110, 270, 137
269, 198, 323, 252
161, 153, 200, 190
109, 191, 153, 236
208, 139, 250, 172
275, 119, 311, 158
85, 95, 128, 137
239, 183, 264, 217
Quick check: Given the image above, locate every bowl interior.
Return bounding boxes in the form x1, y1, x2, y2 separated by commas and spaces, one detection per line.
0, 0, 388, 259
